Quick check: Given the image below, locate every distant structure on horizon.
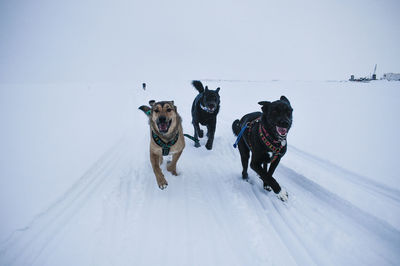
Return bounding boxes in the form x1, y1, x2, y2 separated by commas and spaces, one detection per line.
382, 73, 400, 81
349, 64, 377, 82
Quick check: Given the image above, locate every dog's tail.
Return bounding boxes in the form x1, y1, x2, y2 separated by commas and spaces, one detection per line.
232, 119, 241, 136
192, 80, 205, 93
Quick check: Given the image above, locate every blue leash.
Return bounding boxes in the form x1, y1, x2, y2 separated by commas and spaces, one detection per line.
233, 124, 248, 148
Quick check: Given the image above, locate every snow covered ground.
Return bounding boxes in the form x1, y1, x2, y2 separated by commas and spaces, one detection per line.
0, 80, 399, 266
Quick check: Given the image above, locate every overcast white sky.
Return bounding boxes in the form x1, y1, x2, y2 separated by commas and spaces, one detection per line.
0, 0, 399, 82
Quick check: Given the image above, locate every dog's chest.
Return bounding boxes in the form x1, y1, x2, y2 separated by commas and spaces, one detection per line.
167, 143, 181, 154
197, 108, 217, 123
252, 133, 287, 159
150, 132, 185, 156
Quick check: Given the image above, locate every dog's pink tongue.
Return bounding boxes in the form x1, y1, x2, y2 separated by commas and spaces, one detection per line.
159, 123, 168, 131
277, 127, 287, 136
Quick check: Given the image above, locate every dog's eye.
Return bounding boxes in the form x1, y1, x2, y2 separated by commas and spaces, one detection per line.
167, 108, 172, 112
154, 109, 160, 113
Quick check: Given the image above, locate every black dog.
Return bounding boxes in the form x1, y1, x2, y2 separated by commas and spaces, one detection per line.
232, 96, 293, 201
191, 80, 221, 150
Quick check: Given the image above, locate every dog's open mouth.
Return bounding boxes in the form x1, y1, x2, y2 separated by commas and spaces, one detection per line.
201, 103, 216, 113
157, 120, 172, 134
207, 104, 216, 111
276, 126, 288, 137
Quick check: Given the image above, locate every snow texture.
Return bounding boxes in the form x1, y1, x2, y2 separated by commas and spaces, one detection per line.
1, 80, 399, 266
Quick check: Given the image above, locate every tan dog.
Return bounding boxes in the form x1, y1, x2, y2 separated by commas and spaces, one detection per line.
139, 100, 185, 189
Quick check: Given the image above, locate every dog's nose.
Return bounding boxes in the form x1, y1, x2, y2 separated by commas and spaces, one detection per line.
159, 116, 167, 123
281, 120, 289, 128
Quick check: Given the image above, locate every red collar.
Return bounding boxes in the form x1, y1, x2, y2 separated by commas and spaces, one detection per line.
258, 124, 284, 152
246, 117, 285, 163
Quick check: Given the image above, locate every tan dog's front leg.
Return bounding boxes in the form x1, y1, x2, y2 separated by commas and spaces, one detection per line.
150, 152, 168, 189
167, 150, 183, 176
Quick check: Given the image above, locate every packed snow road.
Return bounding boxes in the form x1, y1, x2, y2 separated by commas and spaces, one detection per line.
1, 133, 399, 266
1, 81, 400, 266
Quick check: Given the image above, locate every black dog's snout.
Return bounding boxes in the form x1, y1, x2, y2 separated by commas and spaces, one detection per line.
159, 116, 167, 123
280, 120, 290, 128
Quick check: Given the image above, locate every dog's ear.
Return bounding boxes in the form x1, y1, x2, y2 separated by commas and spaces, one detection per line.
149, 100, 155, 107
258, 101, 271, 106
139, 105, 151, 116
169, 101, 177, 111
205, 86, 209, 91
258, 101, 271, 113
280, 96, 291, 105
215, 87, 220, 93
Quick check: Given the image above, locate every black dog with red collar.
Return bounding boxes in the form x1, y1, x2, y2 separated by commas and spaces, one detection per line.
232, 96, 293, 201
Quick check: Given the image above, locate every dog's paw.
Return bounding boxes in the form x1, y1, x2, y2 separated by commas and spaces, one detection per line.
167, 165, 178, 176
242, 172, 249, 180
263, 184, 272, 191
205, 142, 213, 150
157, 177, 168, 190
277, 188, 288, 202
194, 142, 201, 148
158, 182, 168, 190
198, 129, 204, 138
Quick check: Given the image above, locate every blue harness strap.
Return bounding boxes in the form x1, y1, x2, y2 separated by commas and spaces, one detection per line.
233, 123, 248, 148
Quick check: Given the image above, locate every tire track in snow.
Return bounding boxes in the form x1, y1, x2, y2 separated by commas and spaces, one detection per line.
183, 149, 256, 266
249, 184, 319, 266
92, 151, 151, 266
276, 165, 400, 265
289, 146, 400, 202
183, 137, 304, 266
95, 137, 264, 266
210, 132, 321, 265
0, 138, 130, 266
279, 165, 400, 242
232, 162, 400, 266
127, 155, 228, 266
217, 128, 400, 266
